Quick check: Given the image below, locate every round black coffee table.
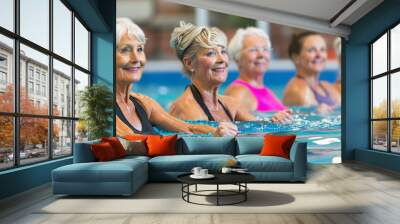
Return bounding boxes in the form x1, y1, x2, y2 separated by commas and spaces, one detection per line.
177, 173, 255, 206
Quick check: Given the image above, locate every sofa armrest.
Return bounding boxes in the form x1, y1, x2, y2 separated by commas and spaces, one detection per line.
73, 140, 100, 163
289, 142, 307, 181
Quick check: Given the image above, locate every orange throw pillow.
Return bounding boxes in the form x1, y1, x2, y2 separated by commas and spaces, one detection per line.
101, 137, 126, 158
124, 135, 148, 142
91, 142, 117, 161
146, 135, 177, 157
260, 134, 296, 159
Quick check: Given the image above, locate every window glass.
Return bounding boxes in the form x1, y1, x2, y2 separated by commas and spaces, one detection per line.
53, 0, 72, 60
74, 69, 89, 118
20, 44, 49, 115
20, 0, 49, 49
19, 117, 49, 165
391, 24, 400, 70
372, 33, 387, 76
0, 0, 14, 31
0, 116, 13, 170
53, 119, 72, 158
372, 121, 388, 151
74, 18, 89, 70
372, 77, 387, 119
53, 59, 72, 116
391, 121, 400, 153
0, 35, 14, 113
75, 120, 88, 143
391, 72, 400, 118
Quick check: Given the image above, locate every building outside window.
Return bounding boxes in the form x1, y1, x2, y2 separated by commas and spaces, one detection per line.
28, 81, 34, 94
41, 85, 46, 97
0, 0, 91, 170
371, 22, 400, 154
28, 67, 34, 80
0, 54, 7, 90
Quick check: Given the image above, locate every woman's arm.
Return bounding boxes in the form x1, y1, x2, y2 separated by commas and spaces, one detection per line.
139, 95, 237, 136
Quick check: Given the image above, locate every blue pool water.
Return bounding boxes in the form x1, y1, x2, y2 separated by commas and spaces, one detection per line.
135, 69, 341, 164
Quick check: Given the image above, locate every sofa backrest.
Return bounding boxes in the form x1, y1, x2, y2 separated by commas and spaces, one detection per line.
177, 136, 236, 155
73, 139, 100, 163
235, 136, 264, 155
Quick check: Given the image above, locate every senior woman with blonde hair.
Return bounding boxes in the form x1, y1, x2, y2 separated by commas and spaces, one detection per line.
115, 18, 237, 136
168, 22, 290, 123
224, 27, 291, 118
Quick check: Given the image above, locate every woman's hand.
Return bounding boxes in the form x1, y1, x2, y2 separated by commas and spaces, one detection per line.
213, 122, 238, 136
271, 109, 293, 124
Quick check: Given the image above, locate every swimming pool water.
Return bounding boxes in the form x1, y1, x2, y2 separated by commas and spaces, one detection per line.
135, 70, 341, 164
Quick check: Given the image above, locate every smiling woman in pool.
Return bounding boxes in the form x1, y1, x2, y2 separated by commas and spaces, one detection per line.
115, 18, 237, 136
283, 32, 340, 113
168, 22, 291, 123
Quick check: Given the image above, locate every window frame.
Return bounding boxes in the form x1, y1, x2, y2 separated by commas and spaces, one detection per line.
0, 0, 92, 171
370, 20, 400, 154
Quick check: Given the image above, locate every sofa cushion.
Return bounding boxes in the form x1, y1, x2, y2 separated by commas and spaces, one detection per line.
119, 138, 147, 156
101, 137, 127, 158
236, 155, 293, 172
53, 158, 147, 183
236, 136, 264, 155
148, 154, 235, 172
260, 134, 296, 159
147, 135, 177, 157
73, 139, 101, 163
178, 137, 235, 155
91, 142, 118, 161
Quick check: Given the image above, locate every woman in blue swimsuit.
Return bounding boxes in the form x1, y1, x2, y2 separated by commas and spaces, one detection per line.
283, 32, 340, 114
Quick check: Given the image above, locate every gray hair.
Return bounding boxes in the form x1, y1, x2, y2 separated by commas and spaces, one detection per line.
170, 21, 227, 76
116, 17, 146, 46
228, 27, 271, 61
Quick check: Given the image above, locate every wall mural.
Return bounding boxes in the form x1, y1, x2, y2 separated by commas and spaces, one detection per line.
115, 1, 341, 164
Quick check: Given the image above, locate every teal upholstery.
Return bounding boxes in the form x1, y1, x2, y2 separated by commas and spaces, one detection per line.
149, 154, 235, 181
73, 139, 100, 163
235, 136, 264, 155
52, 137, 307, 195
177, 136, 235, 155
52, 158, 148, 195
236, 155, 293, 172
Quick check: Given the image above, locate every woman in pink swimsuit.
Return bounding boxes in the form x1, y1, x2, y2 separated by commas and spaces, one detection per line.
224, 27, 290, 117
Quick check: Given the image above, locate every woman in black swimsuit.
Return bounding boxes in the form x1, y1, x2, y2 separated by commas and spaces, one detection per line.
115, 18, 238, 136
168, 22, 292, 123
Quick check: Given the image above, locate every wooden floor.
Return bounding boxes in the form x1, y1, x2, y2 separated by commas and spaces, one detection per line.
1, 162, 400, 224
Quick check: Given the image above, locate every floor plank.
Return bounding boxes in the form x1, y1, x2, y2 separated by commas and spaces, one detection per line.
1, 162, 400, 224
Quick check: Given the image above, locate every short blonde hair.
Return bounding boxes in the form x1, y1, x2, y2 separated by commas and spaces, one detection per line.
228, 27, 271, 61
116, 17, 146, 46
170, 21, 227, 76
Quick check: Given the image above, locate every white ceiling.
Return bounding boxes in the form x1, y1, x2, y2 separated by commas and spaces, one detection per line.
165, 0, 384, 37
117, 0, 384, 38
225, 0, 352, 22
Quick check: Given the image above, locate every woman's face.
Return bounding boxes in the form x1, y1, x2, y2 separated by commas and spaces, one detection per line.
238, 35, 271, 75
295, 35, 327, 74
116, 33, 146, 84
191, 46, 229, 87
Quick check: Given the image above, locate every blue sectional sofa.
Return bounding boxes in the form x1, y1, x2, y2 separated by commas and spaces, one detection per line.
52, 136, 307, 196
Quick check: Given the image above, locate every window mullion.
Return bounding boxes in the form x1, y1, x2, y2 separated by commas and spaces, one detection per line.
387, 29, 391, 152
13, 0, 21, 167
48, 0, 54, 160
71, 11, 76, 154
